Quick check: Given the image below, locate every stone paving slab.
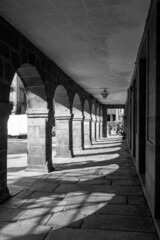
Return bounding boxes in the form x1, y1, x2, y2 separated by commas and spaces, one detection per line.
128, 196, 147, 205
105, 174, 138, 180
46, 175, 80, 184
14, 190, 34, 199
63, 203, 99, 215
64, 192, 127, 204
2, 137, 159, 240
82, 215, 156, 233
18, 208, 53, 225
7, 185, 29, 196
99, 168, 138, 176
75, 174, 105, 180
0, 207, 25, 222
58, 172, 103, 177
54, 183, 143, 196
112, 179, 140, 186
45, 228, 159, 240
8, 178, 38, 187
46, 212, 85, 229
28, 182, 59, 192
0, 197, 28, 208
20, 199, 66, 212
96, 204, 151, 216
78, 179, 112, 185
27, 191, 65, 200
0, 221, 51, 240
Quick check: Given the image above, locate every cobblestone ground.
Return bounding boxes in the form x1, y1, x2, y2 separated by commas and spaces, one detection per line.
0, 136, 159, 240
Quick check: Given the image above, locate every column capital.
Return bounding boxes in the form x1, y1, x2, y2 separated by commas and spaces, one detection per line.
72, 117, 83, 121
55, 115, 72, 120
27, 108, 49, 118
91, 118, 96, 122
83, 116, 91, 122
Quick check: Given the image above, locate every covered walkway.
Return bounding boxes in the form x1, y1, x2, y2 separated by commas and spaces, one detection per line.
0, 136, 158, 240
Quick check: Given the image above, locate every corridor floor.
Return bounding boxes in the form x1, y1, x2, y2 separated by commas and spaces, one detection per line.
0, 136, 159, 239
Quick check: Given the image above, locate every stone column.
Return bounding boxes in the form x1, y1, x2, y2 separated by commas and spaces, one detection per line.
91, 118, 96, 143
103, 106, 107, 138
72, 116, 83, 155
99, 117, 103, 139
83, 117, 91, 149
96, 119, 100, 141
0, 102, 12, 203
55, 116, 73, 158
27, 108, 54, 172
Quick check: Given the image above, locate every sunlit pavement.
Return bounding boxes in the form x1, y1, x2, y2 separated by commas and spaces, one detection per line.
0, 136, 158, 239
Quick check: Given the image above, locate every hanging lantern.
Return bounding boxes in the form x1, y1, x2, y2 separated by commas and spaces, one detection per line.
100, 88, 110, 99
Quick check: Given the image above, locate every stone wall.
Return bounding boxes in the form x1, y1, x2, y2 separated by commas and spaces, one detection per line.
0, 17, 104, 202
125, 0, 160, 232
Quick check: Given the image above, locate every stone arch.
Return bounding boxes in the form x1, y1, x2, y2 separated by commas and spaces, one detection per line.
54, 85, 70, 117
91, 102, 96, 120
83, 100, 91, 148
17, 64, 47, 110
5, 63, 47, 115
84, 100, 91, 119
72, 93, 83, 155
99, 105, 103, 139
91, 102, 96, 143
17, 63, 53, 172
0, 63, 52, 203
100, 105, 103, 120
15, 64, 53, 173
96, 104, 100, 121
96, 104, 100, 140
72, 93, 83, 118
53, 85, 72, 157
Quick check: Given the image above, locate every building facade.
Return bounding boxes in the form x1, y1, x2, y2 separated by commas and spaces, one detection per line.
125, 0, 160, 234
9, 73, 27, 114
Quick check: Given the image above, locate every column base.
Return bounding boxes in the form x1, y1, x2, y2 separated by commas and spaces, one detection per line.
54, 152, 73, 158
83, 145, 91, 150
26, 164, 54, 173
73, 147, 83, 155
0, 187, 11, 203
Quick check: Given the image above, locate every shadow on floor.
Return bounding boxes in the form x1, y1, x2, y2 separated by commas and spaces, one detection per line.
0, 138, 158, 240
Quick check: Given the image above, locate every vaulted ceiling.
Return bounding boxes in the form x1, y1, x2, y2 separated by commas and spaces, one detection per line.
0, 0, 151, 104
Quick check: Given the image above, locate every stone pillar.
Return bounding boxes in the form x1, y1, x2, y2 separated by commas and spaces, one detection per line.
100, 118, 103, 139
72, 117, 83, 155
27, 109, 54, 172
55, 116, 73, 158
103, 106, 107, 138
91, 118, 96, 143
96, 119, 100, 141
83, 117, 91, 149
0, 102, 12, 203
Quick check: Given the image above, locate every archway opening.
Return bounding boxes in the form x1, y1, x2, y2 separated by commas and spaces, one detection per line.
107, 108, 124, 137
91, 103, 96, 144
83, 100, 91, 148
7, 72, 28, 195
72, 93, 83, 155
7, 64, 50, 197
96, 105, 100, 141
53, 85, 72, 158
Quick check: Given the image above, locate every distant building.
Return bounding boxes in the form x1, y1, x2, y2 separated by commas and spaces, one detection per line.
107, 108, 124, 122
9, 74, 27, 114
